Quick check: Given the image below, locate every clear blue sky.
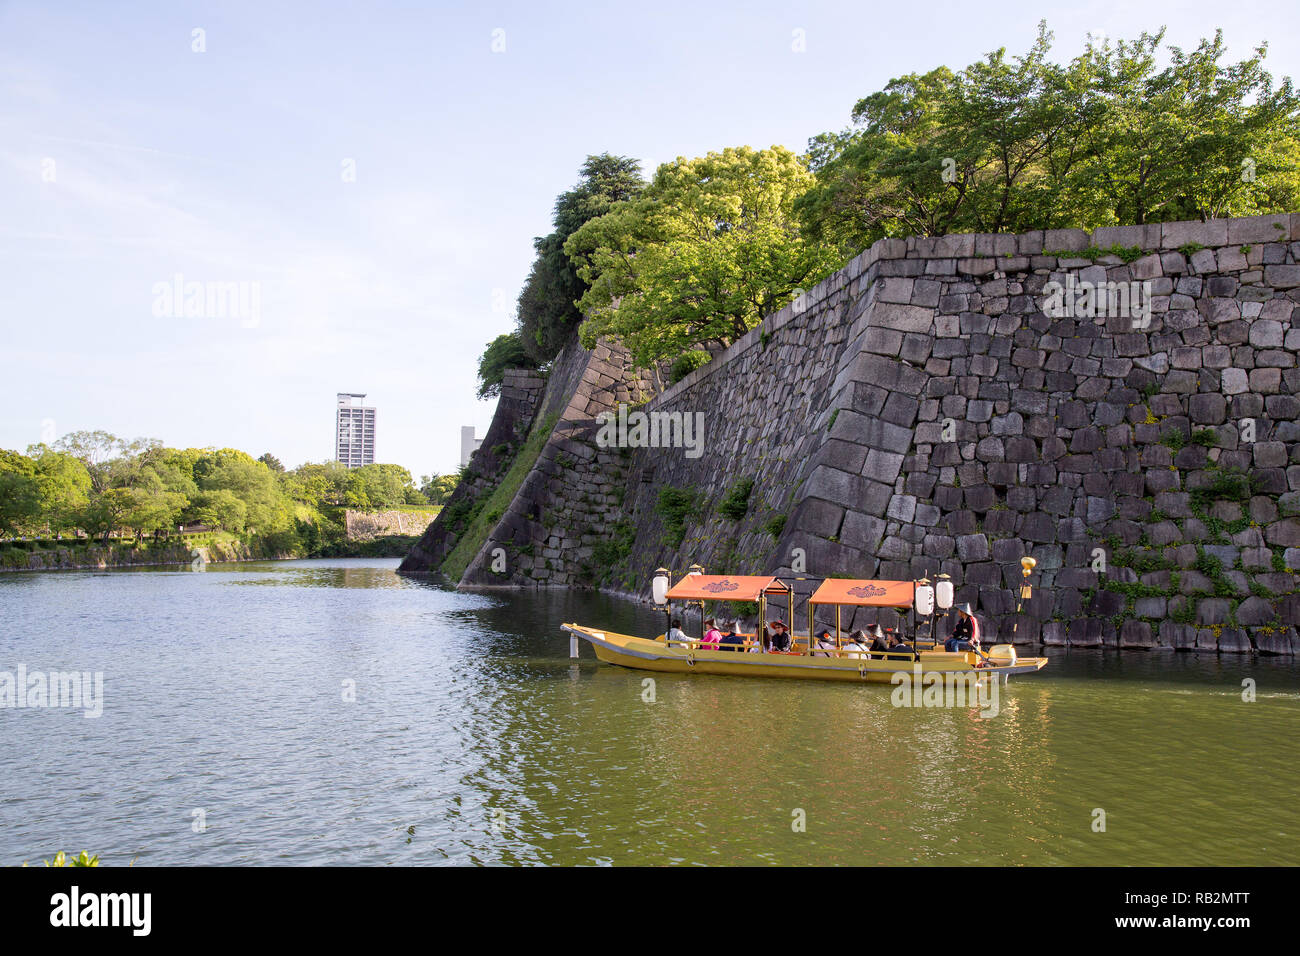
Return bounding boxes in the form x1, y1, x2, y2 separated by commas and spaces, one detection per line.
2, 0, 1296, 477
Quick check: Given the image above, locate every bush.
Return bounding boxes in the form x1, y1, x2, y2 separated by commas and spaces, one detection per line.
656, 486, 698, 547
719, 478, 754, 521
669, 350, 711, 384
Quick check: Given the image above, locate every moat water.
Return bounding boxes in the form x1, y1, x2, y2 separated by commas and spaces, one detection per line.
1, 558, 1297, 865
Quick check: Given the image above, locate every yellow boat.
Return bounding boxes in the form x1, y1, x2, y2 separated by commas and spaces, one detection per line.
562, 571, 1048, 683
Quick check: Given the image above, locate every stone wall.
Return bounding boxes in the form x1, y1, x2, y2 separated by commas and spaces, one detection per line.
343, 509, 439, 540
398, 367, 545, 574
405, 214, 1300, 654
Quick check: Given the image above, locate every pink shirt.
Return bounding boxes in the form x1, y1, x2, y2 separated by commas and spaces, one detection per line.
703, 628, 721, 645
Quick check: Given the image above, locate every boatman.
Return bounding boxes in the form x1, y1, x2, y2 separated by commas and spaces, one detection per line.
946, 604, 982, 653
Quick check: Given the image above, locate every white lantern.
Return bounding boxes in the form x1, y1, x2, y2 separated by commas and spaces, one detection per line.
935, 575, 954, 610
687, 563, 704, 577
652, 567, 670, 606
914, 583, 934, 616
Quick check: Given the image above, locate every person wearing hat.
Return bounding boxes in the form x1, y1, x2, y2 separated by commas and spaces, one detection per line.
946, 604, 982, 653
843, 629, 870, 660
813, 628, 837, 657
719, 619, 746, 653
702, 618, 722, 647
768, 620, 792, 653
886, 627, 916, 660
868, 624, 890, 656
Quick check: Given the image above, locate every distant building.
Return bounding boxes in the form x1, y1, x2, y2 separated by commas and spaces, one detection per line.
460, 426, 482, 468
336, 393, 376, 468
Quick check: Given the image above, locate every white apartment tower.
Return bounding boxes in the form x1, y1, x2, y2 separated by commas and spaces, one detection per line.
335, 393, 376, 468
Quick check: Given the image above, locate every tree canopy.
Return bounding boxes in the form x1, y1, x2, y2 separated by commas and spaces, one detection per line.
566, 145, 842, 368
796, 24, 1300, 255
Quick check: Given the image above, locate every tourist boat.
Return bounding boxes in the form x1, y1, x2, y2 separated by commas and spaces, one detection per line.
561, 565, 1048, 683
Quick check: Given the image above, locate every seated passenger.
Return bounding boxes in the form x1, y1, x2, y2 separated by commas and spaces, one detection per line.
887, 629, 916, 660
666, 618, 686, 645
868, 625, 891, 656
843, 629, 870, 659
768, 620, 792, 652
813, 629, 837, 657
702, 619, 721, 647
720, 619, 746, 653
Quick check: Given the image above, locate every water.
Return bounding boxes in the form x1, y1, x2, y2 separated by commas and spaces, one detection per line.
1, 558, 1297, 866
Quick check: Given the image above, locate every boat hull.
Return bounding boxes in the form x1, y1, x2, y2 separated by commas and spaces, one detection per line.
562, 624, 1047, 682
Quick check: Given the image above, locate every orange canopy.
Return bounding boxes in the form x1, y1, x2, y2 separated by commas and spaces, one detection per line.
665, 574, 789, 602
808, 579, 915, 607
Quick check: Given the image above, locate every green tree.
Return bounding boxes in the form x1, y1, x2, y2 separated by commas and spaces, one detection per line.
419, 474, 459, 505
797, 24, 1300, 248
476, 332, 537, 400
516, 153, 645, 363
25, 445, 92, 537
0, 450, 42, 537
567, 145, 841, 368
188, 489, 248, 532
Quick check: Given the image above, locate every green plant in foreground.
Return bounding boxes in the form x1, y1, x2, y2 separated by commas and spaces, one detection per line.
35, 851, 100, 867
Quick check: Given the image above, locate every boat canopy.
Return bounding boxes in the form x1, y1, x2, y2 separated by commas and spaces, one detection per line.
664, 574, 790, 602
808, 578, 915, 608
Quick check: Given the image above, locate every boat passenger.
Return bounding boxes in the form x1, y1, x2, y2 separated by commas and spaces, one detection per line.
666, 618, 687, 646
702, 618, 722, 647
887, 629, 917, 661
768, 620, 792, 653
843, 629, 870, 659
868, 625, 890, 657
720, 619, 746, 653
813, 629, 837, 657
945, 604, 982, 653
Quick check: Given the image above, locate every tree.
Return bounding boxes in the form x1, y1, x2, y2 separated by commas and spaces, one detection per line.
80, 487, 135, 543
188, 489, 247, 532
52, 431, 123, 494
567, 145, 842, 368
796, 24, 1300, 249
0, 450, 42, 537
419, 474, 459, 505
25, 445, 92, 537
120, 488, 187, 542
257, 453, 285, 473
516, 154, 645, 363
476, 332, 536, 400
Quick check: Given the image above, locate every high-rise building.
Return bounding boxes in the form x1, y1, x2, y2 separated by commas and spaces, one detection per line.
336, 393, 376, 468
460, 426, 483, 468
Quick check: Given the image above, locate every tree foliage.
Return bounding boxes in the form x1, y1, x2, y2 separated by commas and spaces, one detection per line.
567, 145, 841, 368
797, 24, 1300, 254
476, 332, 536, 400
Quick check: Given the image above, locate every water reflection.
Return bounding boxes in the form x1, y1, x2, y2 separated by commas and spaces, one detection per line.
0, 559, 1297, 866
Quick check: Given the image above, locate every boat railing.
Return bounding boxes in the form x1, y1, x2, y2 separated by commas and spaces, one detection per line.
666, 637, 921, 661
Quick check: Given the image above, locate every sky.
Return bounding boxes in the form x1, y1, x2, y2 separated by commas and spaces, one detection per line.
2, 1, 1297, 477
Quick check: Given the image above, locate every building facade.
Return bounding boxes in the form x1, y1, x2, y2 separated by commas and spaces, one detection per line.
336, 393, 376, 468
460, 425, 483, 468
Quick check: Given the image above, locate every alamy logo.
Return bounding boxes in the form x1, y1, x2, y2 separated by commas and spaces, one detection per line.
1041, 275, 1152, 328
0, 665, 103, 718
50, 886, 151, 936
890, 664, 1000, 718
151, 273, 261, 327
595, 404, 705, 459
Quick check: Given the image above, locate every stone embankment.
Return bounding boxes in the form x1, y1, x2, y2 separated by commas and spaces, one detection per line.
403, 214, 1300, 654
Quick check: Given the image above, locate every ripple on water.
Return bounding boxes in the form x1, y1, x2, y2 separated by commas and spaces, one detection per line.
1, 560, 1298, 864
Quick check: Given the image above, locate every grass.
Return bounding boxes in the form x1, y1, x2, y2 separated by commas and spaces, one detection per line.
440, 412, 559, 581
